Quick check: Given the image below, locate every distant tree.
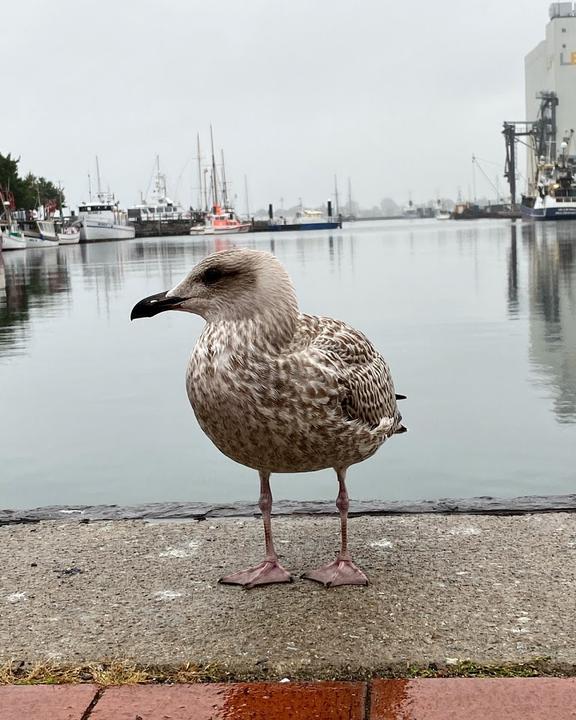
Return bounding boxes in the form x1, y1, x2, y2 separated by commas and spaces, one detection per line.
21, 173, 63, 210
0, 152, 25, 205
0, 152, 64, 210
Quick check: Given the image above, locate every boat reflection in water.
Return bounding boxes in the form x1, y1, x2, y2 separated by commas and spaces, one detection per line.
513, 221, 576, 423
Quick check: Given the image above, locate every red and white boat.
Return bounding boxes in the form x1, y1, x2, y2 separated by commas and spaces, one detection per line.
190, 205, 250, 235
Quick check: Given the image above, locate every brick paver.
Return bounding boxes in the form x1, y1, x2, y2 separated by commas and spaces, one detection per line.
90, 682, 366, 719
371, 678, 576, 719
3, 679, 576, 719
0, 685, 98, 720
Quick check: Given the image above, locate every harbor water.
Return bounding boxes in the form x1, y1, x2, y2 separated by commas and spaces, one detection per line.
0, 219, 575, 510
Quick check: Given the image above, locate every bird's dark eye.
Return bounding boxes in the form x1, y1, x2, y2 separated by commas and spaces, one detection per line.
202, 267, 224, 285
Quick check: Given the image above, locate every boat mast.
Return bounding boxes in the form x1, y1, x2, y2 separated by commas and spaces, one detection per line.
210, 125, 218, 209
196, 133, 203, 211
244, 175, 250, 218
88, 173, 92, 202
334, 175, 340, 216
347, 177, 353, 216
221, 149, 229, 209
154, 155, 167, 199
203, 168, 209, 213
156, 154, 160, 198
95, 156, 102, 199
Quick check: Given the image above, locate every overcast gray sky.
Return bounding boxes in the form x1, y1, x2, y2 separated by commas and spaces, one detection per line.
2, 0, 546, 210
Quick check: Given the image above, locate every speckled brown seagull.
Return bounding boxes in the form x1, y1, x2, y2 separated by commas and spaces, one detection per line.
131, 248, 406, 588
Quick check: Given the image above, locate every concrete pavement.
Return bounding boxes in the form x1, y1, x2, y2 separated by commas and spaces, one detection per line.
1, 513, 576, 676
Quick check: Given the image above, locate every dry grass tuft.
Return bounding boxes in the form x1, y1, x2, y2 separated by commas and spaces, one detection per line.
0, 660, 228, 686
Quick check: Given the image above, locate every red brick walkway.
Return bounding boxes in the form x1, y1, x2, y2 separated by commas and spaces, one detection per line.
1, 679, 576, 719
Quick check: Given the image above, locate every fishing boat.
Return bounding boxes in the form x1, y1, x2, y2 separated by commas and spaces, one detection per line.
521, 145, 576, 219
0, 189, 26, 250
190, 205, 250, 235
434, 198, 451, 220
57, 225, 81, 244
78, 158, 135, 241
128, 156, 190, 223
37, 220, 58, 240
516, 104, 576, 222
1, 227, 26, 251
190, 127, 251, 236
25, 232, 58, 249
78, 196, 135, 241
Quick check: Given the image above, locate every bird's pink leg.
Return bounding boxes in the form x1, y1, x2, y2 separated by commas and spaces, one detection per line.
303, 468, 369, 587
219, 471, 293, 588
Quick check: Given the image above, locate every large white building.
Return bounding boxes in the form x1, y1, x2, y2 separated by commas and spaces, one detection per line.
525, 3, 576, 190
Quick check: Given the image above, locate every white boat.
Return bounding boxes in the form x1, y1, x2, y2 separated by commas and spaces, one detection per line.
128, 156, 190, 223
57, 226, 81, 244
37, 216, 80, 244
0, 189, 26, 250
521, 138, 576, 220
37, 220, 59, 240
1, 228, 26, 251
78, 196, 135, 241
25, 233, 58, 249
78, 158, 135, 241
434, 199, 451, 220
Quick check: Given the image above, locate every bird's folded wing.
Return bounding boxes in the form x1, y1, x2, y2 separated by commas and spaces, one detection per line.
303, 316, 399, 431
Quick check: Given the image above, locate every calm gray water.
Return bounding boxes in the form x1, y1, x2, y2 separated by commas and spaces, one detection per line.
1, 219, 575, 510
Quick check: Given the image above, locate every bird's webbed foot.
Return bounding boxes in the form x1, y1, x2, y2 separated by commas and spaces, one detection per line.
303, 556, 369, 587
219, 559, 293, 588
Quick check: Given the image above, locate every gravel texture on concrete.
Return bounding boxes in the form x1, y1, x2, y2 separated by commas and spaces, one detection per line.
1, 514, 576, 676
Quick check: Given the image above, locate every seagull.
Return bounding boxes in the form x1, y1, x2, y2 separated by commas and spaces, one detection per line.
131, 248, 406, 588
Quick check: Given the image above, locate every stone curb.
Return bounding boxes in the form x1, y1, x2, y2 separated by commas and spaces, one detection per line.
3, 493, 576, 526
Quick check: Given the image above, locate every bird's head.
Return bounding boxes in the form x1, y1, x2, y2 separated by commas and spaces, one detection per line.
130, 247, 299, 326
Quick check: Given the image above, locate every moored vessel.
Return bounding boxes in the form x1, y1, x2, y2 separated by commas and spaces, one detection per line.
78, 158, 135, 241
78, 197, 135, 241
1, 228, 27, 250
57, 225, 81, 244
24, 234, 58, 249
521, 142, 576, 219
190, 205, 250, 235
0, 189, 26, 250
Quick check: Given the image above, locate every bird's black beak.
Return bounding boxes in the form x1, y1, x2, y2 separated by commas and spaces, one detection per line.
130, 291, 185, 320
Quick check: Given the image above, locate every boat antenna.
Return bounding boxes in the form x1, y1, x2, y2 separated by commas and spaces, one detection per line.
88, 173, 92, 202
210, 125, 219, 209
